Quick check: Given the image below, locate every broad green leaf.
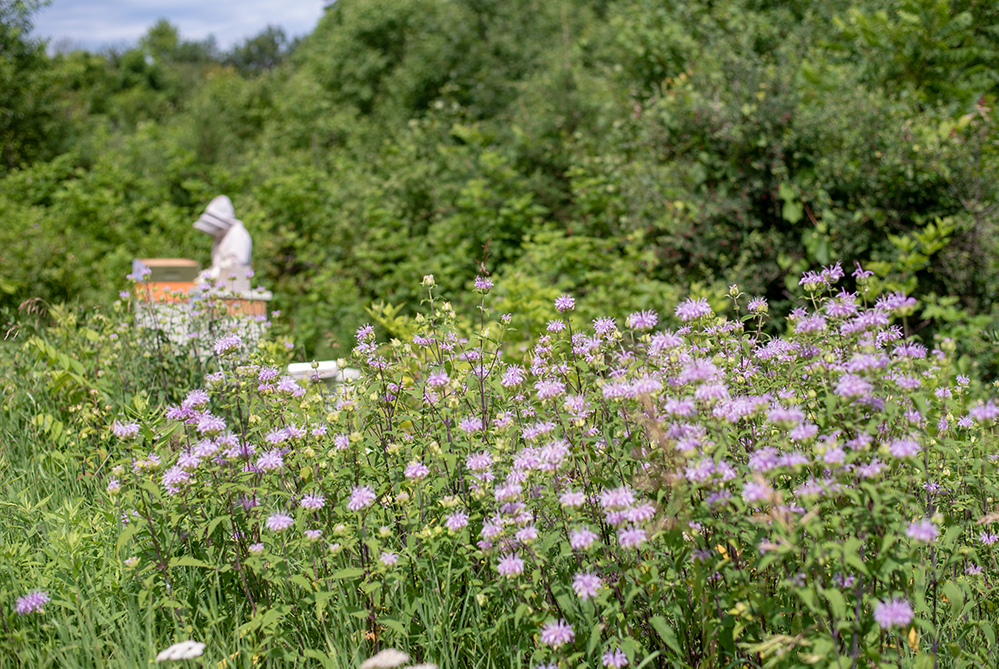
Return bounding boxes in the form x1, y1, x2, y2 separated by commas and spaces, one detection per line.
649, 616, 682, 655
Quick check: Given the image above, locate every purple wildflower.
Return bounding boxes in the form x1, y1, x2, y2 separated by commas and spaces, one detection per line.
161, 466, 190, 493
678, 359, 719, 384
906, 519, 939, 543
466, 451, 493, 472
970, 401, 999, 422
404, 461, 430, 479
873, 598, 913, 628
554, 294, 576, 312
648, 330, 684, 353
539, 619, 575, 648
176, 452, 201, 470
501, 365, 525, 387
535, 379, 566, 400
427, 370, 450, 387
300, 494, 325, 511
888, 438, 921, 458
795, 315, 827, 334
182, 389, 210, 410
457, 416, 484, 434
265, 513, 294, 532
569, 527, 598, 550
835, 374, 873, 399
857, 458, 886, 479
602, 648, 629, 668
627, 310, 658, 330
111, 420, 140, 439
213, 334, 242, 355
742, 481, 773, 503
767, 406, 805, 426
445, 512, 469, 532
347, 485, 376, 511
617, 527, 647, 549
572, 572, 603, 599
599, 486, 636, 510
592, 317, 617, 335
789, 423, 819, 441
256, 451, 284, 471
875, 292, 917, 314
15, 591, 49, 615
497, 554, 525, 578
515, 525, 538, 543
264, 428, 288, 446
196, 413, 226, 436
675, 298, 712, 322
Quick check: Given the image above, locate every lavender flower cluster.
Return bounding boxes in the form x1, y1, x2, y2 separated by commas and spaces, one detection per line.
103, 263, 999, 666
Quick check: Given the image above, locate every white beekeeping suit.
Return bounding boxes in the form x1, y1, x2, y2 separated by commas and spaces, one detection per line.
192, 195, 252, 280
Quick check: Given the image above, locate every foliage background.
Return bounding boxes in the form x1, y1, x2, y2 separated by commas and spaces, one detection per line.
2, 0, 999, 368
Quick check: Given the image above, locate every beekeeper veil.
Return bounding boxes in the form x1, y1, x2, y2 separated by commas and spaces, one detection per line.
194, 195, 238, 238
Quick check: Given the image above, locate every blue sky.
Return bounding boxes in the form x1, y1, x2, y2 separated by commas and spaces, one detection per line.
31, 0, 327, 51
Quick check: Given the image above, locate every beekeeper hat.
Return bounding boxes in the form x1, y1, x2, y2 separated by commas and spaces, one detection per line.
193, 195, 237, 236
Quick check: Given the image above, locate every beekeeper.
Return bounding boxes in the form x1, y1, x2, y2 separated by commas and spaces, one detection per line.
192, 195, 252, 280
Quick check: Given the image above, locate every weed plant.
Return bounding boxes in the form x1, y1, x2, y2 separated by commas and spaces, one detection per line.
2, 263, 999, 668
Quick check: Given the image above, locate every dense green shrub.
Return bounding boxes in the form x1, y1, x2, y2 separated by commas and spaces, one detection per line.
1, 0, 998, 370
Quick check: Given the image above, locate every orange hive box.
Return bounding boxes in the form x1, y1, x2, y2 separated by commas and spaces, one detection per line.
133, 258, 201, 303
132, 258, 268, 317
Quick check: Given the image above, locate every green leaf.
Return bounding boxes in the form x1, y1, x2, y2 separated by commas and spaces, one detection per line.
303, 649, 336, 668
168, 556, 211, 569
842, 537, 868, 575
238, 607, 285, 634
783, 196, 804, 223
649, 615, 682, 655
588, 623, 602, 656
380, 617, 406, 636
635, 652, 662, 669
821, 587, 847, 620
514, 603, 532, 626
205, 515, 229, 537
941, 581, 964, 617
331, 567, 364, 580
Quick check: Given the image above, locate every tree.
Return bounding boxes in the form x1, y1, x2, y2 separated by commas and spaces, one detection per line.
225, 25, 291, 75
0, 0, 59, 171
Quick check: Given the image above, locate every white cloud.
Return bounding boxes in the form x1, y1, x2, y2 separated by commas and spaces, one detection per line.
31, 0, 326, 50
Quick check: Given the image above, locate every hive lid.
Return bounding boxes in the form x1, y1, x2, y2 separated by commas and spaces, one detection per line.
133, 258, 202, 283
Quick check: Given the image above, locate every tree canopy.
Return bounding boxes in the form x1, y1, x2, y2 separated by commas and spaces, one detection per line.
2, 0, 998, 370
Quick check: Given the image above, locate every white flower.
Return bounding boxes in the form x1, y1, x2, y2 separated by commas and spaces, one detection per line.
360, 649, 410, 669
155, 640, 206, 661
